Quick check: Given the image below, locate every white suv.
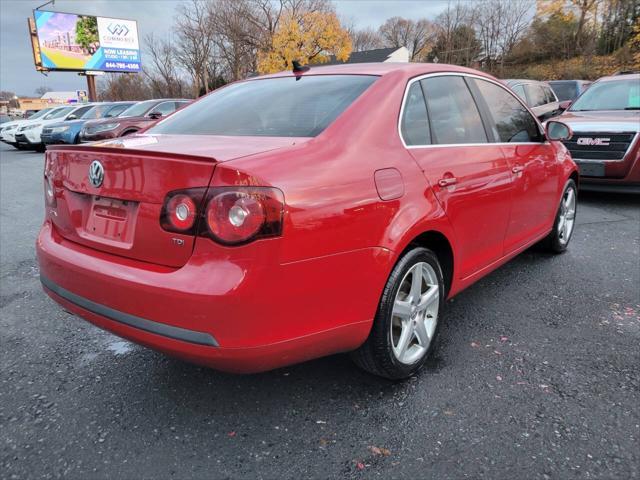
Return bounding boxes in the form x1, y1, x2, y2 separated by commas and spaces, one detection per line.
0, 108, 55, 149
14, 104, 97, 151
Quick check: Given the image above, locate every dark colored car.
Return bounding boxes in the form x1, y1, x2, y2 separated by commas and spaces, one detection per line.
556, 73, 639, 193
80, 99, 191, 142
42, 102, 136, 145
504, 79, 561, 121
549, 80, 592, 102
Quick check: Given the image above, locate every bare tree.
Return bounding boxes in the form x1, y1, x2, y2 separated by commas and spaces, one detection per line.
144, 33, 189, 98
35, 86, 52, 96
432, 2, 480, 64
475, 0, 534, 73
378, 16, 436, 61
175, 0, 218, 95
348, 26, 384, 51
98, 73, 153, 101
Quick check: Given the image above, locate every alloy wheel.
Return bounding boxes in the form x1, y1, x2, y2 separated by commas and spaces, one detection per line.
557, 185, 576, 245
390, 262, 440, 365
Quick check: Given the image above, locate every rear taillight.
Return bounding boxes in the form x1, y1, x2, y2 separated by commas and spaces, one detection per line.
160, 187, 284, 245
165, 193, 197, 231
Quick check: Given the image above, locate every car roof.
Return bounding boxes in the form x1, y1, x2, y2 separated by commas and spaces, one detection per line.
504, 79, 549, 86
597, 73, 640, 82
257, 62, 496, 80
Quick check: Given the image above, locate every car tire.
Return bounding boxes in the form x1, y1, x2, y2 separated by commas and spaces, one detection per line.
541, 179, 577, 253
351, 247, 445, 380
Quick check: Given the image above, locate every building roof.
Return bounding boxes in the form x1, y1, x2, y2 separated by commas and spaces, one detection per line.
322, 47, 403, 65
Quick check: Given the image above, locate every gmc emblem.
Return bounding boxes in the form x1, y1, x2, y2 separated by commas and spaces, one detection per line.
577, 137, 610, 146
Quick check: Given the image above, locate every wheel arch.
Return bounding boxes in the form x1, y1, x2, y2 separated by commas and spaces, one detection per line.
398, 229, 455, 297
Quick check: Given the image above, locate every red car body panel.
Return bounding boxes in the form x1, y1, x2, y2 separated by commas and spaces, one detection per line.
37, 63, 577, 373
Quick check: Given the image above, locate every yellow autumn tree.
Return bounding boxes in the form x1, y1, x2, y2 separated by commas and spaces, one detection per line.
632, 22, 640, 69
258, 11, 352, 74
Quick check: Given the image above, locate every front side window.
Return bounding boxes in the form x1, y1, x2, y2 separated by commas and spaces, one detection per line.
68, 106, 93, 119
149, 75, 378, 137
421, 76, 487, 144
543, 86, 557, 103
570, 78, 640, 111
525, 84, 547, 107
473, 79, 541, 143
43, 107, 74, 120
401, 82, 430, 146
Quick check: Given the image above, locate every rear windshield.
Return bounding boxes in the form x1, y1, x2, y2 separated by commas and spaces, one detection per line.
149, 75, 378, 137
549, 81, 578, 101
570, 78, 640, 111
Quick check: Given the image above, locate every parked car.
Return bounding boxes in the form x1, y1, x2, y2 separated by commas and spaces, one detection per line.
0, 114, 11, 125
42, 102, 136, 145
0, 107, 54, 149
15, 103, 99, 151
548, 80, 592, 102
555, 72, 639, 193
37, 63, 577, 379
504, 79, 561, 121
80, 99, 191, 142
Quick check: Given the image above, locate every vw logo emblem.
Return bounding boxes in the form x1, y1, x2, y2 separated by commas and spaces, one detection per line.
88, 160, 104, 188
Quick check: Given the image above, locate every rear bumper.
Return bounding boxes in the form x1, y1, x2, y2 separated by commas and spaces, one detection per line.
37, 221, 388, 373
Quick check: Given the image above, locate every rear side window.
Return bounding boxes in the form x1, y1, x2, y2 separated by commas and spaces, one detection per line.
401, 82, 430, 146
421, 76, 487, 144
549, 82, 577, 101
105, 103, 132, 117
149, 102, 177, 116
150, 75, 377, 137
473, 79, 541, 143
511, 84, 527, 101
525, 84, 547, 107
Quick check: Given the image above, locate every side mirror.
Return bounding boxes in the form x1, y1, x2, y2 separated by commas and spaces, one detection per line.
148, 112, 162, 120
67, 115, 77, 120
559, 100, 572, 111
546, 120, 572, 141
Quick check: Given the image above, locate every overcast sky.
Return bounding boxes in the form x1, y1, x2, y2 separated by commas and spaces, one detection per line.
0, 0, 453, 96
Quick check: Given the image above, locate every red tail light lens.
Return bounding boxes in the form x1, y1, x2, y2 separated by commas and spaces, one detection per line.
160, 186, 284, 245
166, 194, 197, 231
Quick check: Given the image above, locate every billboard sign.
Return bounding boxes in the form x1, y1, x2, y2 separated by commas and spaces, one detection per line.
33, 10, 141, 73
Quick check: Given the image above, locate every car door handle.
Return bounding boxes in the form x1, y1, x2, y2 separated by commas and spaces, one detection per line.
512, 165, 524, 174
438, 177, 457, 187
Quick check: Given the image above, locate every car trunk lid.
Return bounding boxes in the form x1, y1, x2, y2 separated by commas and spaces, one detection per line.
45, 134, 302, 267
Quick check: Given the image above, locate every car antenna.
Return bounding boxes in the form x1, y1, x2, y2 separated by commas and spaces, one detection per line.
292, 60, 310, 75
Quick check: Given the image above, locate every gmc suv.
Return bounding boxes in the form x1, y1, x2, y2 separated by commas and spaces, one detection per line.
555, 73, 639, 193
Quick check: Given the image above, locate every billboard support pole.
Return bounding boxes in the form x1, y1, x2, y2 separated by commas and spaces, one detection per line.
86, 75, 97, 102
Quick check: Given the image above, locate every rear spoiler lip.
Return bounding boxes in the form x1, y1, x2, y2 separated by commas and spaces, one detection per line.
45, 144, 219, 164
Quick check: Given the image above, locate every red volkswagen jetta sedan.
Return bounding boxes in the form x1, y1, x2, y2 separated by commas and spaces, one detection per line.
37, 63, 578, 379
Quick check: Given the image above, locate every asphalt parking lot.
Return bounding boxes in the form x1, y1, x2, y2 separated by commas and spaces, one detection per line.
1, 143, 638, 479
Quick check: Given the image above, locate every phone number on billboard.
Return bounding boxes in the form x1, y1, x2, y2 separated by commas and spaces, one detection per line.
105, 62, 141, 71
